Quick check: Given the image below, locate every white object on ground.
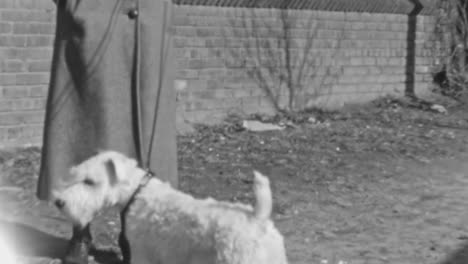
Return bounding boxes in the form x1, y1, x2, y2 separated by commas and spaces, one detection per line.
430, 104, 447, 114
242, 120, 285, 132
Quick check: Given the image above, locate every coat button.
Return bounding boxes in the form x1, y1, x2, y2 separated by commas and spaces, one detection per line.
128, 9, 139, 19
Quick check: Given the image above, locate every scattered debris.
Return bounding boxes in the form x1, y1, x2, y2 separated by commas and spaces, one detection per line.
308, 116, 318, 123
429, 104, 448, 114
373, 95, 450, 115
242, 120, 285, 132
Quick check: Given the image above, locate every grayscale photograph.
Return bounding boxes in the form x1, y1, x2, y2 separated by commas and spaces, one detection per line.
0, 0, 467, 264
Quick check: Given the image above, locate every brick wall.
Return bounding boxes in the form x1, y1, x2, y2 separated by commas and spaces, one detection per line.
0, 1, 435, 147
173, 6, 435, 125
0, 0, 55, 147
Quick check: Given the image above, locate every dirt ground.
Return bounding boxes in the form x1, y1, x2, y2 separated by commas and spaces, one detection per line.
1, 96, 468, 264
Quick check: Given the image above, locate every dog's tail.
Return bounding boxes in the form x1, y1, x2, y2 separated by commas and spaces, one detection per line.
253, 170, 272, 221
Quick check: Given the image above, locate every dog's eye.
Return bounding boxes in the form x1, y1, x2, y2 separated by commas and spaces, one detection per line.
83, 178, 95, 186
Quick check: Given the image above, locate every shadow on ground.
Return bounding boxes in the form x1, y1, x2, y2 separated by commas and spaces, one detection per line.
440, 241, 468, 264
0, 220, 121, 264
90, 247, 122, 264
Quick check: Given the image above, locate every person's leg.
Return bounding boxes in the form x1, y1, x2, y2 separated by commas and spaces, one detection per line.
40, 2, 136, 264
63, 224, 93, 264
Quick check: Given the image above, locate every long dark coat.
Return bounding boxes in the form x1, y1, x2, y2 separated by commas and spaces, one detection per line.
37, 0, 178, 200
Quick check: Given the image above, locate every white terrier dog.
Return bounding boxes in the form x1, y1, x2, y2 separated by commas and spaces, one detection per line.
52, 151, 289, 264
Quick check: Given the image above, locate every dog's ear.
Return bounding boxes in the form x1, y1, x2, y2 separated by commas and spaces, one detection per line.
104, 158, 119, 186
103, 153, 138, 186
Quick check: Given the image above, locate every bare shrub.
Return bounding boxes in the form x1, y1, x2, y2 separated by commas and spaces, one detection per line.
433, 0, 468, 101
222, 2, 345, 113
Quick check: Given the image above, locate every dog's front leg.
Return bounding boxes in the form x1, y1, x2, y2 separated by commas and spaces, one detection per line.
119, 212, 132, 264
118, 230, 131, 264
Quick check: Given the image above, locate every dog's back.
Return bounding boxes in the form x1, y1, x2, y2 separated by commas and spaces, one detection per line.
260, 225, 289, 264
127, 169, 288, 264
223, 220, 289, 264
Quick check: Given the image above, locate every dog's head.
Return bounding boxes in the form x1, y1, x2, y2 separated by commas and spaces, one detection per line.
52, 151, 140, 227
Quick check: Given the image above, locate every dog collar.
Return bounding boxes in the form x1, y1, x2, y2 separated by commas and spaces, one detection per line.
121, 169, 155, 214
138, 169, 155, 188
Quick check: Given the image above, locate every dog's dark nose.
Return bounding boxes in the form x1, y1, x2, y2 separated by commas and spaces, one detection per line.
55, 199, 65, 209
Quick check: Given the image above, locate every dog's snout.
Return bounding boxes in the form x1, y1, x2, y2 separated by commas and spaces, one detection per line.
55, 199, 65, 209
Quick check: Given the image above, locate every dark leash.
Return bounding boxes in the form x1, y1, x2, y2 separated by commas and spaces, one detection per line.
119, 0, 170, 262
119, 169, 155, 264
